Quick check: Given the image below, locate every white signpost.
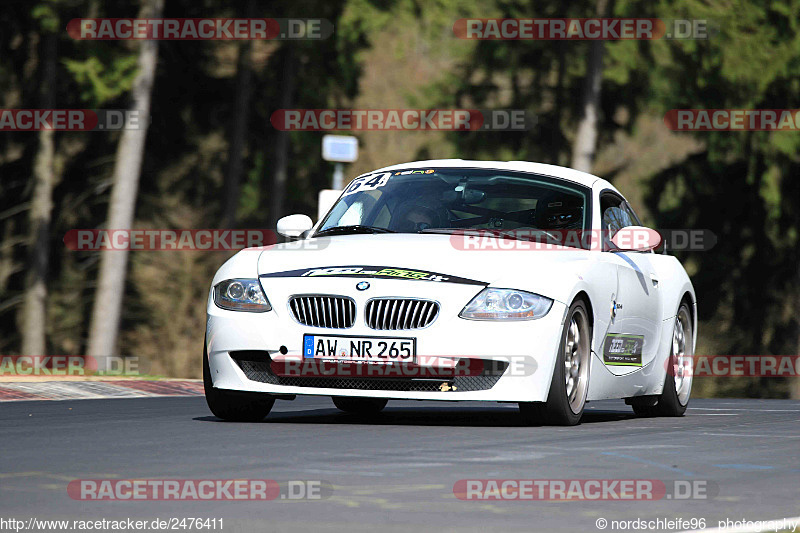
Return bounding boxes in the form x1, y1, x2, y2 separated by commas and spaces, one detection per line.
319, 135, 358, 220
322, 135, 358, 162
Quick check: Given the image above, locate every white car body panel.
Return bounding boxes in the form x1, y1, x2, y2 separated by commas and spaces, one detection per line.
205, 160, 696, 404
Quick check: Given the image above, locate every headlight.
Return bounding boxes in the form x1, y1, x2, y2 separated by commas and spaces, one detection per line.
213, 279, 272, 312
459, 288, 553, 320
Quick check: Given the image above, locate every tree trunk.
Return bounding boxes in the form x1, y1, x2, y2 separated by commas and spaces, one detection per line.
554, 40, 567, 165
792, 262, 800, 399
221, 0, 255, 228
570, 0, 612, 173
86, 0, 163, 357
269, 47, 297, 228
21, 31, 57, 356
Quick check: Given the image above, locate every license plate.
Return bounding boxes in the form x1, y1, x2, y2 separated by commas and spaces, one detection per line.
303, 334, 416, 363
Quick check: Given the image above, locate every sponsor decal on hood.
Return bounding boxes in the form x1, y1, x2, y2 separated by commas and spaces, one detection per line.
260, 265, 486, 285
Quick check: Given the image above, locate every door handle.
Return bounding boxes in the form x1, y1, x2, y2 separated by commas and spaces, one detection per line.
650, 273, 659, 288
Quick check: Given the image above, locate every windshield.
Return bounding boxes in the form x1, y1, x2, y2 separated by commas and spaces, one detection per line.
316, 167, 590, 240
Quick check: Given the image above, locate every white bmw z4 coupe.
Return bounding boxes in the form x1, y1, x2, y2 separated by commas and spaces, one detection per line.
204, 160, 696, 425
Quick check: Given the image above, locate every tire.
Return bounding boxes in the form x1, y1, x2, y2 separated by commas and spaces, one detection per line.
631, 303, 693, 417
519, 299, 592, 426
203, 343, 275, 422
332, 396, 388, 415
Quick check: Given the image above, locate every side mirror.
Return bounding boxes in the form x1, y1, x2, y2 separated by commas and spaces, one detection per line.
611, 226, 662, 252
277, 214, 313, 238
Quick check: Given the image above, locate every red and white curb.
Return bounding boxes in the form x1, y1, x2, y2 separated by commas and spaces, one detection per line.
0, 380, 203, 401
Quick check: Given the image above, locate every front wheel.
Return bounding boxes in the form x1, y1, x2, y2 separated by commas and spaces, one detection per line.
203, 344, 275, 422
332, 396, 388, 415
631, 303, 693, 417
519, 299, 592, 426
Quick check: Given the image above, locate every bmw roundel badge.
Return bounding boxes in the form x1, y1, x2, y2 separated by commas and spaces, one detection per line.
356, 281, 370, 291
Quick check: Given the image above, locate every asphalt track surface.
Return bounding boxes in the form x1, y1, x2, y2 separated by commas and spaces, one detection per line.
1, 396, 799, 532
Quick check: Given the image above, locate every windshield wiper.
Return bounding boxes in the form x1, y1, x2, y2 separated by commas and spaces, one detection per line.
416, 228, 465, 235
417, 227, 551, 242
315, 225, 395, 237
417, 227, 528, 238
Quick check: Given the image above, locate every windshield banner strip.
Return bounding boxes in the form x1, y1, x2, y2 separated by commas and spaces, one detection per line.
259, 266, 486, 285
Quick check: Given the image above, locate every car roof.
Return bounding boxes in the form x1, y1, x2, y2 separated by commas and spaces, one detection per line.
371, 159, 618, 194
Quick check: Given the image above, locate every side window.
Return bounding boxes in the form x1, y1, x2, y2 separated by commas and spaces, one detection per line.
621, 201, 643, 227
600, 193, 635, 250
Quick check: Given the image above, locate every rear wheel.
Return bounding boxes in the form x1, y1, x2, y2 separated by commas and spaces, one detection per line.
631, 303, 693, 417
520, 299, 591, 426
332, 396, 388, 415
203, 343, 275, 422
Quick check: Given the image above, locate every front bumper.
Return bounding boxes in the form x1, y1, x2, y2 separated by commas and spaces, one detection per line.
205, 280, 567, 402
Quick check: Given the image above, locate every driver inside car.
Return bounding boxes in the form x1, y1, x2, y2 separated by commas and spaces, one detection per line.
534, 193, 584, 230
389, 202, 442, 232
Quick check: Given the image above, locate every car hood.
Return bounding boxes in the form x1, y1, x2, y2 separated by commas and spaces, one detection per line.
255, 233, 594, 302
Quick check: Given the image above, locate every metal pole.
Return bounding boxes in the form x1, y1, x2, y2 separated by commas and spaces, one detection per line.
332, 162, 344, 190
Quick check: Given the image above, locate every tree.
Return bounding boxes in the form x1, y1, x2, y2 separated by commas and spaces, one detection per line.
641, 0, 800, 398
571, 0, 614, 173
21, 3, 58, 356
86, 0, 163, 358
222, 0, 255, 228
268, 46, 297, 228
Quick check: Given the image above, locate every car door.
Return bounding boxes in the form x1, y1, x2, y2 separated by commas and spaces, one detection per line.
599, 192, 663, 374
